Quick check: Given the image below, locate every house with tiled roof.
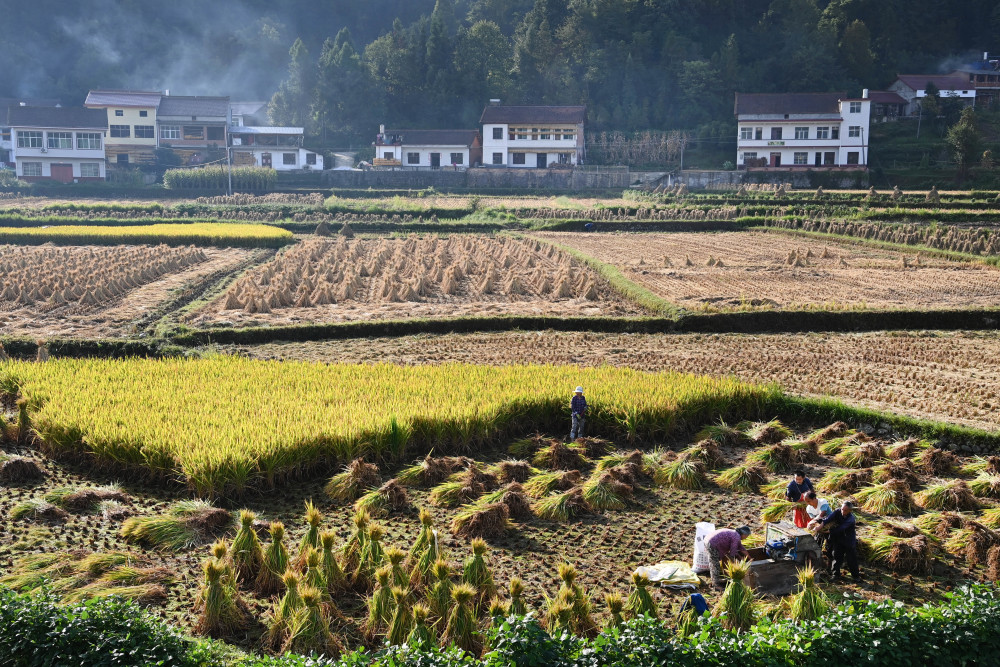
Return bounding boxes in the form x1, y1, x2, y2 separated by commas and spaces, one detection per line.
7, 106, 107, 182
373, 127, 481, 169
734, 91, 870, 170
156, 95, 230, 165
888, 74, 975, 116
0, 97, 60, 167
480, 102, 586, 168
85, 89, 162, 166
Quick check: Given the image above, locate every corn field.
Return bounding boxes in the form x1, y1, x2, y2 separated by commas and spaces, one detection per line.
0, 358, 775, 499
163, 166, 277, 192
0, 223, 293, 248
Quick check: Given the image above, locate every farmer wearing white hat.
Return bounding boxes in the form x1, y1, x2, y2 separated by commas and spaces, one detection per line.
570, 386, 587, 440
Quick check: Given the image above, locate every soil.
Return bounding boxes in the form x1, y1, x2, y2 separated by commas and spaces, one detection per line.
0, 246, 252, 338
220, 330, 1000, 432
535, 231, 1000, 312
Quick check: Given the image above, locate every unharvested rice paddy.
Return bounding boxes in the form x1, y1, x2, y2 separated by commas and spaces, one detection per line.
191, 236, 640, 326
0, 222, 293, 247
536, 231, 1000, 311
226, 330, 1000, 432
0, 358, 773, 497
0, 244, 252, 338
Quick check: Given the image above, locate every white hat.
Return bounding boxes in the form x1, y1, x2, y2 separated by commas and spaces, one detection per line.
574, 386, 584, 393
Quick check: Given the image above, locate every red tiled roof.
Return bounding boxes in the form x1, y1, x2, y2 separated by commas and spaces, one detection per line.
868, 91, 907, 105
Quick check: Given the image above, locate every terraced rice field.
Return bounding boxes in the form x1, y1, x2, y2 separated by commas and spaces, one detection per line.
0, 244, 252, 338
536, 231, 1000, 311
190, 236, 641, 327
225, 330, 1000, 432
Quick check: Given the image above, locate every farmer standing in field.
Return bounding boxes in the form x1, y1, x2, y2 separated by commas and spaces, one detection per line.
822, 500, 861, 581
784, 469, 815, 528
570, 386, 587, 440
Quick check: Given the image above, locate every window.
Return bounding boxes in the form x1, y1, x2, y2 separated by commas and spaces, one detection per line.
206, 126, 224, 141
512, 152, 525, 164
849, 101, 862, 113
515, 127, 528, 140
110, 125, 130, 138
740, 127, 753, 140
558, 152, 571, 164
160, 125, 180, 140
114, 109, 124, 116
77, 133, 101, 149
754, 127, 762, 140
21, 162, 41, 176
492, 152, 503, 165
824, 152, 835, 165
831, 127, 839, 140
540, 130, 550, 140
282, 153, 296, 165
47, 132, 72, 149
770, 127, 782, 140
407, 152, 420, 164
562, 129, 574, 140
1, 128, 9, 141
139, 110, 148, 117
382, 151, 393, 160
794, 152, 808, 165
450, 152, 464, 165
794, 127, 808, 139
306, 153, 316, 165
530, 128, 538, 139
743, 152, 757, 161
17, 131, 42, 148
183, 126, 204, 140
848, 125, 861, 138
134, 125, 155, 139
846, 151, 860, 165
492, 127, 502, 140
116, 153, 129, 165
80, 163, 101, 178
816, 127, 829, 139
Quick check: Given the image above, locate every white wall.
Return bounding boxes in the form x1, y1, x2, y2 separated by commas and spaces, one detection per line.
482, 123, 580, 167
235, 147, 324, 170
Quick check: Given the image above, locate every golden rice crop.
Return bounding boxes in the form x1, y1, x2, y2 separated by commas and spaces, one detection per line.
0, 358, 776, 499
0, 223, 292, 248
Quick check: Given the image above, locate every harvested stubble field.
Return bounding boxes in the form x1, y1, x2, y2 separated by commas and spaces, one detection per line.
189, 236, 640, 327
0, 244, 253, 338
2, 418, 991, 654
0, 359, 772, 498
535, 231, 1000, 312
226, 330, 1000, 432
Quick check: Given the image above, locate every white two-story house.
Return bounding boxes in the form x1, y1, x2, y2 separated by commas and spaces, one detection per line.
480, 102, 586, 168
8, 106, 107, 182
734, 92, 871, 169
229, 126, 325, 171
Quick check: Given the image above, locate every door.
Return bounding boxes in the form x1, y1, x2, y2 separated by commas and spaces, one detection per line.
50, 164, 73, 183
770, 152, 781, 167
261, 152, 272, 167
536, 153, 547, 168
430, 153, 441, 168
814, 152, 822, 167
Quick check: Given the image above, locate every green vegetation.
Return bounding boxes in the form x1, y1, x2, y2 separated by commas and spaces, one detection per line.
0, 223, 292, 248
164, 166, 276, 192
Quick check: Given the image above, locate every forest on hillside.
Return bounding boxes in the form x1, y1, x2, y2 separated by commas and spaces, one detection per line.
2, 0, 998, 144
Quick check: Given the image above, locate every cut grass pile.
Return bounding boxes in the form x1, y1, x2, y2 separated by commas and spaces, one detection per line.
120, 500, 231, 551
0, 358, 776, 498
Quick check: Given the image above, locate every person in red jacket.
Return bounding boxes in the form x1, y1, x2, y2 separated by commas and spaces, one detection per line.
706, 525, 751, 589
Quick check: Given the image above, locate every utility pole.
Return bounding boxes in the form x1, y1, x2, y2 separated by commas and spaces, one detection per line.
916, 103, 922, 138
227, 146, 233, 196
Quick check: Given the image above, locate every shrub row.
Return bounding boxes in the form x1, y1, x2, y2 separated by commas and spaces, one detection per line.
164, 166, 277, 192
3, 585, 1000, 667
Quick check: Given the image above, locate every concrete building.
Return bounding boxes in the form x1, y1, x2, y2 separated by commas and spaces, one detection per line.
229, 126, 324, 170
373, 128, 481, 169
0, 97, 60, 167
480, 103, 586, 168
156, 95, 230, 165
888, 74, 975, 116
7, 106, 107, 182
84, 89, 162, 166
734, 92, 871, 170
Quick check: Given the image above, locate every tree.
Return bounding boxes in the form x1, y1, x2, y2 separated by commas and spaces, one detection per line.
314, 29, 381, 143
839, 19, 874, 81
946, 107, 980, 180
268, 38, 315, 130
454, 20, 512, 120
